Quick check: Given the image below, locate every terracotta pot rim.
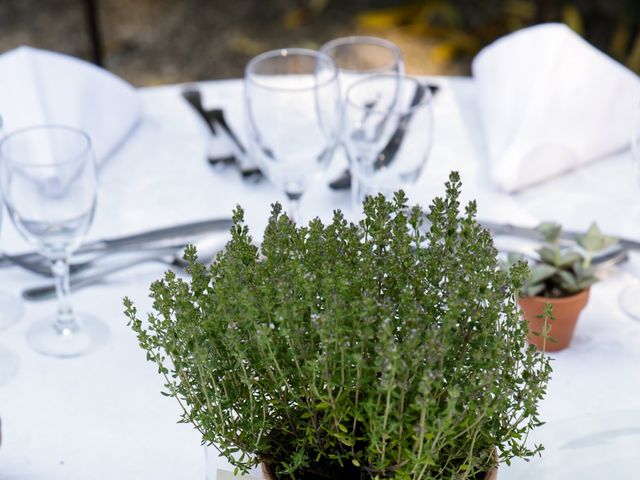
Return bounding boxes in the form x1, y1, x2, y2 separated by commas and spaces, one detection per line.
521, 287, 590, 305
261, 448, 499, 479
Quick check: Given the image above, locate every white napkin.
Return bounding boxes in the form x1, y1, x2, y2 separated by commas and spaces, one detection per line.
0, 46, 141, 164
472, 23, 640, 192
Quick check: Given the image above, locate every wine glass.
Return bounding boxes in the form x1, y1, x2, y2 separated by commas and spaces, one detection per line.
244, 48, 341, 222
320, 36, 405, 188
619, 102, 640, 320
0, 125, 108, 357
320, 36, 404, 96
343, 74, 434, 208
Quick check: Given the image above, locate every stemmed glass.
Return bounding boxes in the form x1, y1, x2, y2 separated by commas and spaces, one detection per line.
320, 36, 404, 96
0, 125, 108, 357
244, 48, 341, 223
320, 36, 405, 189
619, 103, 640, 320
343, 74, 434, 208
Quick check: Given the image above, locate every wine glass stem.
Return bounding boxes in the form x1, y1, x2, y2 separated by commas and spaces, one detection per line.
51, 258, 78, 334
286, 193, 301, 224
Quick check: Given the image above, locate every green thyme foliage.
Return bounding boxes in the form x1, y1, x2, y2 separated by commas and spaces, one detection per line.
125, 172, 551, 480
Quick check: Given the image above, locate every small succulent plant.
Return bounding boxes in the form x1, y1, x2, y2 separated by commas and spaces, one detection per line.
522, 222, 617, 298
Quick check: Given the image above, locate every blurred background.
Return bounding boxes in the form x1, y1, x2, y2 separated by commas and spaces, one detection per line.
1, 0, 639, 86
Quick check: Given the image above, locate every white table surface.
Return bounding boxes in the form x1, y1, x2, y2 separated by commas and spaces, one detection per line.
1, 76, 640, 479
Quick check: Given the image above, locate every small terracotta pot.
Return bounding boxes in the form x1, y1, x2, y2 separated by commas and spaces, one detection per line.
518, 288, 590, 352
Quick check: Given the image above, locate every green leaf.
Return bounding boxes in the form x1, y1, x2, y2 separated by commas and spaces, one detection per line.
537, 246, 558, 265
576, 222, 618, 253
557, 250, 582, 268
536, 222, 562, 243
529, 264, 556, 284
527, 282, 546, 296
557, 270, 579, 292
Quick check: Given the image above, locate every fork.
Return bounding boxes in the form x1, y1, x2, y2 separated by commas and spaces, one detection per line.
7, 245, 179, 278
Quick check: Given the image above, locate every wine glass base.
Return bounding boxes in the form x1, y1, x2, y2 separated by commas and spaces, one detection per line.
0, 291, 23, 331
0, 346, 19, 385
619, 284, 640, 321
27, 314, 108, 358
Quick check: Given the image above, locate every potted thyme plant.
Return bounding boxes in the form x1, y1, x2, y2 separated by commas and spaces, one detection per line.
125, 172, 551, 480
517, 222, 616, 352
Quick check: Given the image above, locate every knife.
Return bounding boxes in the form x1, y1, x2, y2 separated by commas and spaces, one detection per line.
0, 217, 234, 267
480, 220, 640, 251
209, 109, 262, 179
182, 88, 236, 165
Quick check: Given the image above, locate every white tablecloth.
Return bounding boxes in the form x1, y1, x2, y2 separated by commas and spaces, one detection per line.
1, 77, 640, 479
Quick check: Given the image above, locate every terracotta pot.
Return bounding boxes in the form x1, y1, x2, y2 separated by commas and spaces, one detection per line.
262, 458, 498, 479
518, 288, 590, 352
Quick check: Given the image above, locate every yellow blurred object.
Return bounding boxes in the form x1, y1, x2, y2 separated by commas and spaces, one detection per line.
282, 9, 308, 30
504, 0, 536, 20
415, 1, 462, 26
431, 43, 457, 64
610, 21, 631, 60
228, 34, 268, 57
308, 0, 328, 14
562, 5, 584, 36
627, 32, 640, 72
356, 5, 419, 30
353, 28, 468, 76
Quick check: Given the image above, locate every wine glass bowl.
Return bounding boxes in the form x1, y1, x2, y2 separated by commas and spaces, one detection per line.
244, 48, 341, 222
0, 125, 107, 357
343, 74, 434, 206
320, 36, 404, 94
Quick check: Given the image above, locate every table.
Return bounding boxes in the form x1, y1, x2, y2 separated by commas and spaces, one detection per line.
1, 77, 640, 479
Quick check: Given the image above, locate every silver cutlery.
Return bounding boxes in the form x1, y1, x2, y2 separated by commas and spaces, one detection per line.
182, 88, 236, 165
500, 245, 629, 269
481, 220, 640, 251
209, 108, 262, 179
23, 235, 230, 301
1, 217, 233, 275
182, 87, 262, 179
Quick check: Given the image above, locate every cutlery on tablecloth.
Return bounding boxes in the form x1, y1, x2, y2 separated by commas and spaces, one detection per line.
23, 235, 230, 301
480, 220, 640, 251
181, 88, 236, 165
482, 219, 633, 269
1, 217, 233, 275
181, 87, 262, 179
329, 83, 440, 191
208, 108, 262, 179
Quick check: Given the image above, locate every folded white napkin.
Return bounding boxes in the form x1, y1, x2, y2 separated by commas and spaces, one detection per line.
0, 46, 141, 164
472, 23, 640, 192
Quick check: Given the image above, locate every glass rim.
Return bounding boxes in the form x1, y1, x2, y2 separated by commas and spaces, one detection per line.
0, 124, 92, 168
345, 74, 434, 116
245, 48, 338, 92
320, 36, 403, 74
